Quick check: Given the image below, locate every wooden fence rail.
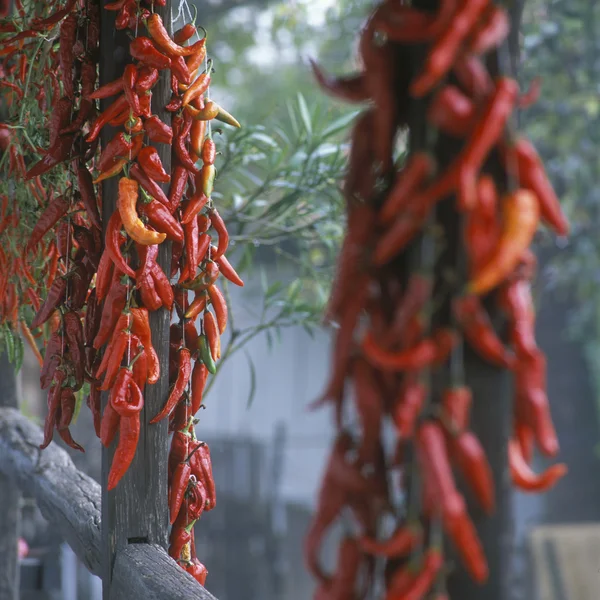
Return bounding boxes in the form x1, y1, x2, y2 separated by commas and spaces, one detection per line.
0, 407, 217, 600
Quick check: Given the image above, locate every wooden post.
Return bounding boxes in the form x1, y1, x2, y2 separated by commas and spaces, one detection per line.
0, 353, 21, 600
99, 1, 172, 598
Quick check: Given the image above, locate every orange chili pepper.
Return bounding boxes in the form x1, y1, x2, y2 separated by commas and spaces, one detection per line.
146, 13, 205, 57
468, 189, 539, 295
117, 177, 166, 246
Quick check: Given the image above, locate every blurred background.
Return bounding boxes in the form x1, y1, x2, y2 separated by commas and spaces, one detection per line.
11, 0, 600, 599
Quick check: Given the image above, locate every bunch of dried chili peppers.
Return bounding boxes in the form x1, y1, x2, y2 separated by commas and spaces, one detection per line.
306, 1, 568, 598
1, 0, 242, 588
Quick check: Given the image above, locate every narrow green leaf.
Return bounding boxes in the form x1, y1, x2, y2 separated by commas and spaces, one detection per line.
321, 110, 360, 139
244, 351, 257, 409
286, 100, 300, 138
13, 335, 24, 372
297, 92, 313, 136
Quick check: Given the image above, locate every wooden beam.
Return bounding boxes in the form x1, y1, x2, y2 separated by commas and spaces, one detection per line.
111, 544, 218, 600
0, 407, 102, 577
0, 356, 21, 600
99, 0, 172, 597
0, 409, 220, 599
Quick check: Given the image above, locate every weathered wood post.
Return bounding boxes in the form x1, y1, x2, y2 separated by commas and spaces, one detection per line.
99, 1, 172, 597
0, 353, 21, 600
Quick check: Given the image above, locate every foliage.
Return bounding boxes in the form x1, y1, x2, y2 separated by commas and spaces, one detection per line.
519, 0, 600, 407
205, 95, 357, 402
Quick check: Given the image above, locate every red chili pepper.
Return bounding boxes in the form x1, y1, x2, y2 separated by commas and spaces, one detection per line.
63, 310, 85, 391
518, 77, 542, 109
107, 415, 140, 490
138, 199, 184, 243
31, 277, 66, 330
135, 66, 159, 92
379, 153, 435, 225
399, 548, 443, 600
89, 77, 124, 100
508, 439, 567, 493
181, 192, 208, 225
87, 383, 102, 438
469, 4, 510, 55
86, 94, 129, 142
191, 360, 208, 414
427, 84, 475, 138
358, 21, 396, 173
393, 376, 427, 439
310, 60, 369, 103
190, 442, 216, 509
122, 64, 141, 115
169, 462, 192, 524
40, 370, 67, 449
58, 387, 76, 430
190, 119, 207, 160
362, 328, 456, 372
111, 367, 145, 416
27, 195, 69, 251
130, 37, 172, 70
98, 133, 134, 173
360, 523, 422, 559
451, 431, 495, 515
31, 0, 76, 30
442, 386, 472, 433
131, 308, 160, 384
151, 348, 192, 423
100, 399, 121, 448
138, 271, 163, 311
214, 252, 244, 287
499, 279, 538, 359
410, 0, 489, 97
514, 350, 559, 457
93, 273, 128, 350
138, 145, 170, 183
129, 162, 170, 207
168, 166, 189, 213
144, 115, 173, 145
173, 114, 200, 174
174, 23, 197, 44
208, 208, 229, 259
453, 295, 515, 368
458, 77, 520, 209
443, 492, 489, 583
76, 165, 102, 230
58, 15, 77, 99
98, 330, 130, 390
151, 265, 174, 311
105, 211, 135, 278
500, 136, 569, 236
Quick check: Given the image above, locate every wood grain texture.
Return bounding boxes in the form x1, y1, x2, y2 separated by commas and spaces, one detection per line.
0, 407, 102, 576
111, 544, 218, 600
0, 355, 21, 600
99, 1, 172, 598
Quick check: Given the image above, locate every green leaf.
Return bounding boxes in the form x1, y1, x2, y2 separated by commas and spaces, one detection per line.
244, 351, 257, 409
71, 388, 86, 425
4, 327, 15, 363
265, 329, 273, 351
13, 335, 24, 372
321, 110, 360, 139
297, 92, 312, 137
286, 100, 300, 138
